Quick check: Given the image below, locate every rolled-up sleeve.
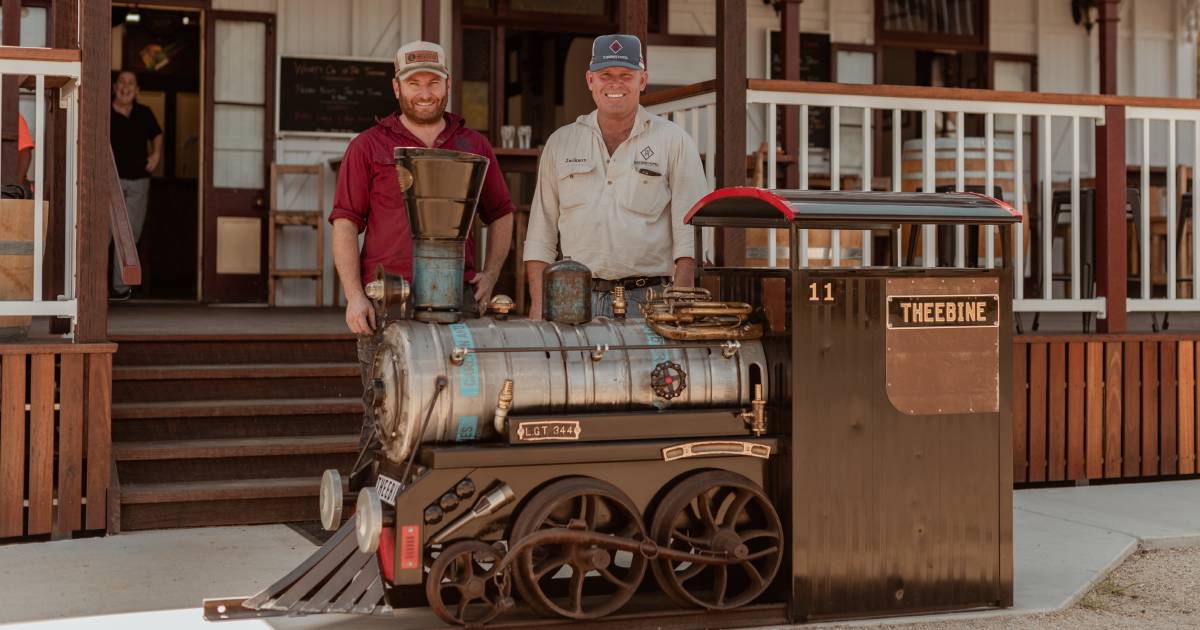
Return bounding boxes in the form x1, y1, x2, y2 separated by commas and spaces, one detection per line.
475, 140, 514, 225
522, 140, 561, 263
329, 138, 372, 232
668, 132, 706, 261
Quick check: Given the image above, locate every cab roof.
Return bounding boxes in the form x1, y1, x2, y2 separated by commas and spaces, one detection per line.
684, 188, 1022, 229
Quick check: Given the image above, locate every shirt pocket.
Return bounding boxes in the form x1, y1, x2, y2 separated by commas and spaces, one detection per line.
556, 161, 598, 212
621, 170, 670, 219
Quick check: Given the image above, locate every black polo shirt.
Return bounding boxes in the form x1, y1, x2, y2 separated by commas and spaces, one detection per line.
110, 102, 162, 180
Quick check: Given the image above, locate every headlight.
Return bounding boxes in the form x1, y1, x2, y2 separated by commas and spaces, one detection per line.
356, 487, 383, 554
319, 469, 342, 532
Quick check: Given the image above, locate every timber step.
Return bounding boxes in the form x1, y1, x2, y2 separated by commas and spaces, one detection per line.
113, 362, 360, 381
112, 397, 361, 420
114, 435, 360, 461
121, 477, 333, 504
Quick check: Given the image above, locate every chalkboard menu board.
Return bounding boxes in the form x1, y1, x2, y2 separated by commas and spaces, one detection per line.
278, 56, 397, 134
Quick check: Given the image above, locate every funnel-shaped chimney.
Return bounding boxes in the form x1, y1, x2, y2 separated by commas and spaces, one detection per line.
394, 147, 489, 323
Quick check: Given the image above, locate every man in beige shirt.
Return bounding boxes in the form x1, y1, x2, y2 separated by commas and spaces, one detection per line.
523, 34, 708, 318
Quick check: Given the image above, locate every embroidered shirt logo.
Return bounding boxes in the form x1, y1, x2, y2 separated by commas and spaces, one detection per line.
609, 40, 624, 54
640, 146, 655, 160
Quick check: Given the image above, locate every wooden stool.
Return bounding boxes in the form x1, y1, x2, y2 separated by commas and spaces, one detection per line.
268, 163, 325, 306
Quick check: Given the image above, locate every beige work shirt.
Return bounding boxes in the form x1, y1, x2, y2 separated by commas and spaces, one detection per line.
523, 106, 707, 280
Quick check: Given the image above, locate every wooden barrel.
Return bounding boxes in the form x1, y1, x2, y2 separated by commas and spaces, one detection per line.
0, 200, 49, 338
745, 227, 865, 268
901, 137, 1028, 265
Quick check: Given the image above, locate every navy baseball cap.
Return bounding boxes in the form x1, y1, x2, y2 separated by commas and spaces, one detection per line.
589, 34, 644, 72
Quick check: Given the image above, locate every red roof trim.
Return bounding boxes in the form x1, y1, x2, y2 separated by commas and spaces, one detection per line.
684, 187, 795, 224
963, 191, 1022, 218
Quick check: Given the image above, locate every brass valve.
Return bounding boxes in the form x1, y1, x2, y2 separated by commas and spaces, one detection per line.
492, 379, 514, 433
489, 294, 514, 320
612, 286, 627, 319
740, 383, 766, 436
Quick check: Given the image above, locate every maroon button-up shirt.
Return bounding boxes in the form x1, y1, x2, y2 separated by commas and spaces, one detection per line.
330, 112, 513, 285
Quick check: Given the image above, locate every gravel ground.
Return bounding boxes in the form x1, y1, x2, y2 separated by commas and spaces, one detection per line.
826, 546, 1200, 630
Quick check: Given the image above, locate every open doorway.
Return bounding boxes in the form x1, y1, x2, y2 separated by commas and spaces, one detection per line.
111, 5, 202, 300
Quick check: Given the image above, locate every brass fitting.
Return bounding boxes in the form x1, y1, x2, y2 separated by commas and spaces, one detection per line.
492, 379, 514, 433
739, 383, 767, 436
489, 294, 514, 320
612, 286, 627, 319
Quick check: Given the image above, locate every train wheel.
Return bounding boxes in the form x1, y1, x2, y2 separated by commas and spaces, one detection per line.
648, 470, 783, 610
426, 540, 507, 626
508, 477, 647, 619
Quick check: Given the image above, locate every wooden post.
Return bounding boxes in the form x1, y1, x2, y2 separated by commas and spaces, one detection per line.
1095, 0, 1123, 332
1, 0, 19, 186
76, 0, 111, 342
619, 0, 648, 60
422, 0, 440, 43
1097, 0, 1119, 95
1096, 105, 1127, 333
715, 0, 747, 266
780, 0, 802, 189
48, 0, 79, 335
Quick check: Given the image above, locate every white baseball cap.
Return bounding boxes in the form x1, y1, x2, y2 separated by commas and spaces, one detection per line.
394, 41, 449, 80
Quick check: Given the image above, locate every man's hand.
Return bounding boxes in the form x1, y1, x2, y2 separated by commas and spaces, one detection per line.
469, 269, 499, 314
146, 153, 160, 174
345, 294, 376, 335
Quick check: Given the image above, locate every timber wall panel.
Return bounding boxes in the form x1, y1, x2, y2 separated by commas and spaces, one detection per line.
0, 344, 115, 540
1015, 336, 1200, 485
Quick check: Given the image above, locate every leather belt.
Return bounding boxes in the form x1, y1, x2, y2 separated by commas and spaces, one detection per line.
591, 276, 670, 292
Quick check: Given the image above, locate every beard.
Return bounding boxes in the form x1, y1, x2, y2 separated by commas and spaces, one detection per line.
399, 92, 447, 125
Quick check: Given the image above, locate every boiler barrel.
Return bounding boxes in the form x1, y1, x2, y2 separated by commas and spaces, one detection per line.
370, 318, 768, 462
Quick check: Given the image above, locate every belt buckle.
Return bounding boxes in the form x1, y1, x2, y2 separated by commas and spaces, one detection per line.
632, 277, 647, 288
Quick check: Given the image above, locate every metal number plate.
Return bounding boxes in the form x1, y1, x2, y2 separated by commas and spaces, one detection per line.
376, 474, 401, 506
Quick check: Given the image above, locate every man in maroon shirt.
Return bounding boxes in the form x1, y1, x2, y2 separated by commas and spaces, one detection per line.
330, 40, 514, 335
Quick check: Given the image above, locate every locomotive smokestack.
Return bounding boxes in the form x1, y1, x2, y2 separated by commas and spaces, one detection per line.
394, 147, 490, 324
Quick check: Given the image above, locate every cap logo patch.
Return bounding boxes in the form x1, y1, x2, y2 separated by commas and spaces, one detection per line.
608, 40, 624, 54
406, 51, 440, 63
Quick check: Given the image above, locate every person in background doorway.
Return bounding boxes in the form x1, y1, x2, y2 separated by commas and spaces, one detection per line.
523, 34, 707, 319
109, 70, 163, 301
16, 114, 32, 192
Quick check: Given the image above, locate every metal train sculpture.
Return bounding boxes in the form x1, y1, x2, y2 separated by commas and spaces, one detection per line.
206, 148, 1018, 628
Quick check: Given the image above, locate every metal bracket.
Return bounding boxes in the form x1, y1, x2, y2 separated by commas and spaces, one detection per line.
203, 597, 285, 622
661, 440, 772, 462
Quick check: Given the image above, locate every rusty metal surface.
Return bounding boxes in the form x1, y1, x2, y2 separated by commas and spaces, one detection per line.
411, 239, 465, 322
543, 258, 592, 324
791, 267, 1012, 620
884, 277, 1001, 415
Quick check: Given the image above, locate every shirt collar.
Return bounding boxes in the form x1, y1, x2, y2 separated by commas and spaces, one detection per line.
578, 105, 653, 140
377, 110, 466, 146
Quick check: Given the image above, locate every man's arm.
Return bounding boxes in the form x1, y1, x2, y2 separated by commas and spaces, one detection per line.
673, 256, 695, 288
146, 133, 163, 174
470, 212, 513, 311
333, 218, 374, 333
668, 131, 708, 288
523, 139, 562, 320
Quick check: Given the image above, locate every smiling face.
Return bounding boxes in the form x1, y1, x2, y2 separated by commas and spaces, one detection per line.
586, 67, 647, 119
113, 71, 138, 106
393, 71, 449, 125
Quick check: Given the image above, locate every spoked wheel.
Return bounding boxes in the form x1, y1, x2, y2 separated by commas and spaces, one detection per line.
426, 540, 507, 626
508, 477, 647, 619
649, 470, 783, 610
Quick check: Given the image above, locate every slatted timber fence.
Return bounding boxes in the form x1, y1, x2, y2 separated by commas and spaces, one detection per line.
1014, 335, 1200, 484
0, 342, 115, 539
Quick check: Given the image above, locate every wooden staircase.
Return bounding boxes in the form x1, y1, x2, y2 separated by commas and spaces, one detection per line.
110, 335, 362, 531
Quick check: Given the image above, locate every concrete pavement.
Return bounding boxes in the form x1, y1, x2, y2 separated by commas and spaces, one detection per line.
1, 480, 1197, 629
